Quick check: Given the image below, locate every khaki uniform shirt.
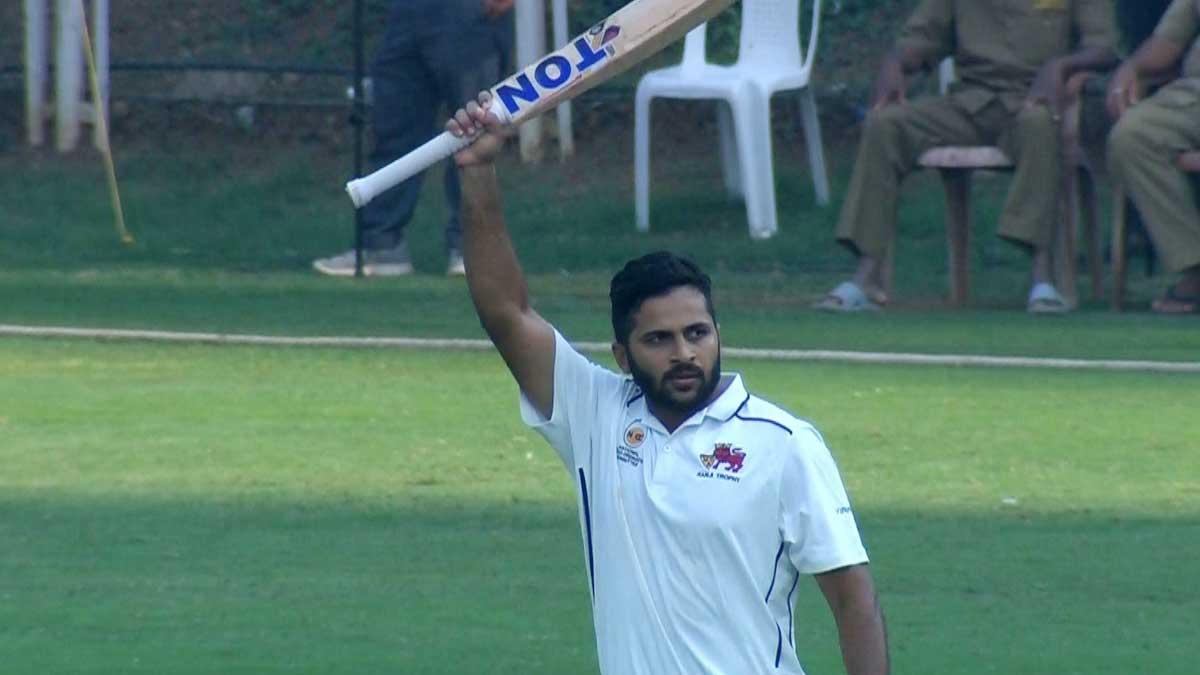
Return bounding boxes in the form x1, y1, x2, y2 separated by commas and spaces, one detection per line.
897, 0, 1117, 112
1155, 0, 1200, 79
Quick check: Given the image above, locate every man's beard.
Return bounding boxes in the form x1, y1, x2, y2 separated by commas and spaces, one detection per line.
628, 350, 722, 420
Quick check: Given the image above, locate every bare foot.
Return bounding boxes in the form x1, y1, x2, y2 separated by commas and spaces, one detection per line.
852, 256, 890, 306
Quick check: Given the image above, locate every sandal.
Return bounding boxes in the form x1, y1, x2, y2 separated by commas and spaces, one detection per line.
1027, 283, 1071, 314
1151, 285, 1200, 315
814, 281, 881, 313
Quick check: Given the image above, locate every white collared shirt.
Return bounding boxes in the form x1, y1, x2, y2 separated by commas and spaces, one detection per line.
520, 331, 869, 675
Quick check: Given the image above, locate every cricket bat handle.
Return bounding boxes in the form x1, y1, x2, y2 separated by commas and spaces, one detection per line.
345, 106, 510, 209
345, 131, 467, 209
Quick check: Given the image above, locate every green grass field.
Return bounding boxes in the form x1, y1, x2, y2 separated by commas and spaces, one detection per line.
1, 339, 1196, 674
2, 122, 1197, 673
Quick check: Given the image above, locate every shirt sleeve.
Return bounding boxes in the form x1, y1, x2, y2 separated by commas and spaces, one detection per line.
519, 330, 625, 470
781, 427, 869, 575
895, 0, 955, 68
1072, 0, 1117, 51
1154, 0, 1200, 48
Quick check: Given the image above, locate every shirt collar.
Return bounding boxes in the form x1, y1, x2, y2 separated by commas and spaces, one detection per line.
627, 373, 748, 434
703, 372, 748, 422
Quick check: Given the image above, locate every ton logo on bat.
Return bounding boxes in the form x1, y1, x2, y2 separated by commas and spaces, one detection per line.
495, 22, 622, 117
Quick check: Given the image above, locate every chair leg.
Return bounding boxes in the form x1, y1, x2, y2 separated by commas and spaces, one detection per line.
1078, 169, 1103, 301
940, 169, 972, 307
1055, 166, 1080, 309
716, 102, 742, 198
797, 87, 830, 207
731, 90, 777, 239
754, 91, 779, 239
1112, 186, 1128, 311
634, 87, 653, 232
881, 232, 896, 299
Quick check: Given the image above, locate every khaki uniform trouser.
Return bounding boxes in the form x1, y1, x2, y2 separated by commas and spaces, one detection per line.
836, 93, 1062, 260
1107, 80, 1200, 274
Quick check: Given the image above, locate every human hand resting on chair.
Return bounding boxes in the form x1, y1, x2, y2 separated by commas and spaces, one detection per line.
1106, 64, 1142, 119
1026, 58, 1067, 121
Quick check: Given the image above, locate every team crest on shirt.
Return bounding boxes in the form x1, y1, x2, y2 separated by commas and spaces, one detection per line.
697, 443, 746, 483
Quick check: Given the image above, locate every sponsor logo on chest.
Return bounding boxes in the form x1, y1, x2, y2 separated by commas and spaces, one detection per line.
617, 420, 646, 467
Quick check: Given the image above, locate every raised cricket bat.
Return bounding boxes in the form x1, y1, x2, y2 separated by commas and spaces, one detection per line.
345, 0, 735, 208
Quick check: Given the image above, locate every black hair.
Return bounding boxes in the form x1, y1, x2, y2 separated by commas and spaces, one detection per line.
609, 251, 716, 345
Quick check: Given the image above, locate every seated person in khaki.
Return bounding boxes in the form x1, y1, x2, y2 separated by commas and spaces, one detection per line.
819, 0, 1117, 313
1107, 0, 1200, 314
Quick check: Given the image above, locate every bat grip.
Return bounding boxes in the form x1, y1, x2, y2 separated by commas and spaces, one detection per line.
345, 132, 470, 208
345, 104, 510, 208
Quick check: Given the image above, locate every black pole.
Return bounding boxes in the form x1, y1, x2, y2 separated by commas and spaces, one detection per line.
351, 0, 366, 278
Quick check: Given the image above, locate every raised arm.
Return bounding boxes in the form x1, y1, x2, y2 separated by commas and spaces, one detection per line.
449, 93, 557, 418
815, 564, 890, 675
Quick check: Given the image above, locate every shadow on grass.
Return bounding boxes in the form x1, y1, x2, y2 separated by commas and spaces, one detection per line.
1, 493, 1195, 675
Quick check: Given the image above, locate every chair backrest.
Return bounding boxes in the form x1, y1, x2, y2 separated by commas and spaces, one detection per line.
738, 0, 822, 76
679, 24, 709, 75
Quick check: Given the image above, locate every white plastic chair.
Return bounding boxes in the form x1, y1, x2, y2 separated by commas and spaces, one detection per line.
634, 0, 828, 240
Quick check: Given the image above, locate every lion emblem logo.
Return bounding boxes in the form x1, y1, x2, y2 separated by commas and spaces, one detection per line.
700, 443, 746, 473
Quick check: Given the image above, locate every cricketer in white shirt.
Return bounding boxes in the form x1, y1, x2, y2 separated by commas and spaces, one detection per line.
521, 331, 872, 674
448, 92, 888, 675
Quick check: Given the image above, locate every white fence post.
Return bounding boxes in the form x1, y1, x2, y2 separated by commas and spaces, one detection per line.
551, 0, 573, 159
55, 0, 85, 152
24, 0, 49, 146
514, 0, 546, 163
92, 0, 111, 151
